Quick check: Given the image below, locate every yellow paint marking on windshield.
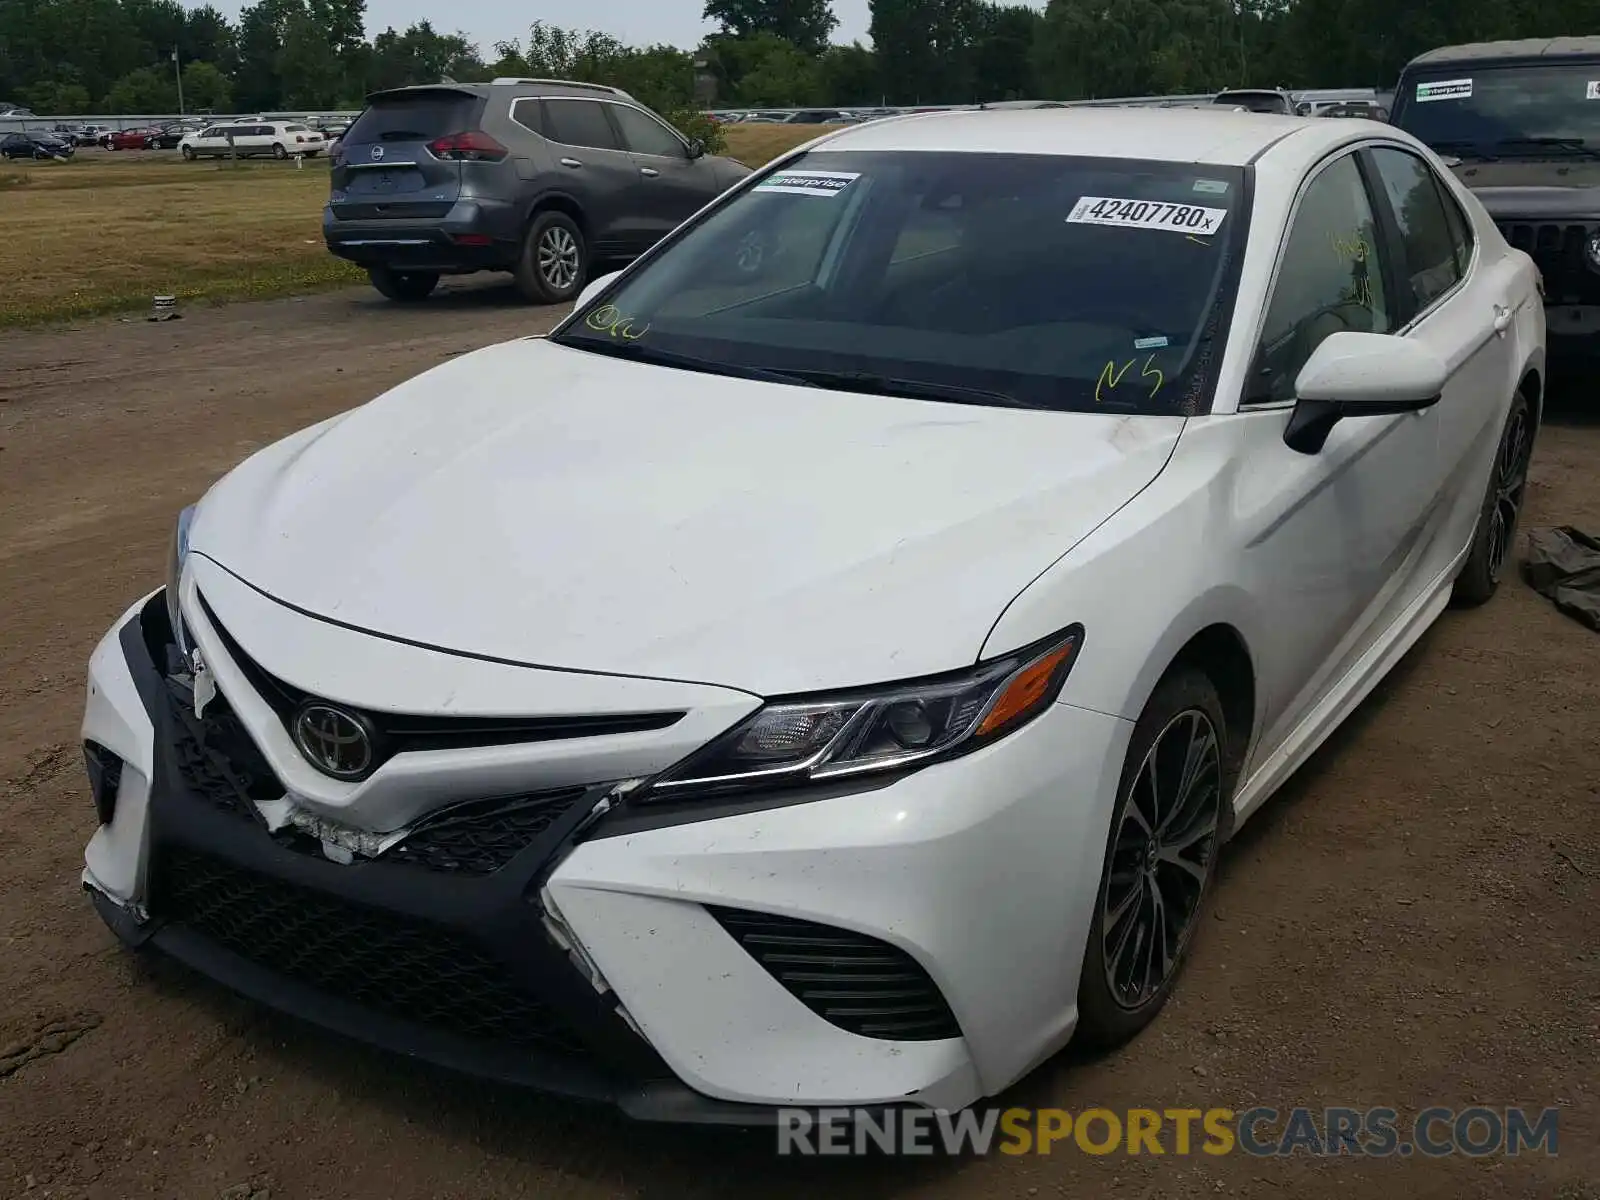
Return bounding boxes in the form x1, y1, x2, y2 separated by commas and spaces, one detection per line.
585, 303, 650, 341
1096, 355, 1165, 403
1095, 358, 1135, 403
1140, 354, 1164, 398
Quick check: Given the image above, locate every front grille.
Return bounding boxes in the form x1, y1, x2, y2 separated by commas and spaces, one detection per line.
333, 201, 454, 220
387, 788, 590, 874
155, 846, 589, 1055
709, 907, 961, 1041
1497, 221, 1600, 302
195, 592, 684, 777
168, 689, 284, 819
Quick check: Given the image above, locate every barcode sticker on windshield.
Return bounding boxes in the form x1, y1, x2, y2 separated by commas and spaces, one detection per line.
1417, 78, 1472, 102
754, 170, 860, 197
1066, 196, 1227, 236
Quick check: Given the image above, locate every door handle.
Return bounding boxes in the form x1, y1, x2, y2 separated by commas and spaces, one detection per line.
559, 157, 582, 168
639, 167, 659, 177
1493, 303, 1512, 334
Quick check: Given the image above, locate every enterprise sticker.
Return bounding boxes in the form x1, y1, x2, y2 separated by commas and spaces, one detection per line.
754, 170, 860, 197
1416, 78, 1473, 102
1066, 196, 1227, 235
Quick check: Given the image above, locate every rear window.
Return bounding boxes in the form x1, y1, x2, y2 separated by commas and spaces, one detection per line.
554, 150, 1249, 416
345, 91, 483, 143
285, 124, 309, 132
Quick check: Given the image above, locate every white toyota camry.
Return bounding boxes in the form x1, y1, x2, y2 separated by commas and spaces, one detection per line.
81, 108, 1543, 1121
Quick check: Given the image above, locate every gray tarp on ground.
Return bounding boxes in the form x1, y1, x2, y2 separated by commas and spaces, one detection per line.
1523, 526, 1600, 632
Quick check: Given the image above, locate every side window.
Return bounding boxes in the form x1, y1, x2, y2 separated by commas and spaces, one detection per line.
510, 98, 547, 137
611, 104, 686, 158
1369, 147, 1463, 314
1252, 154, 1393, 405
1436, 173, 1475, 277
543, 99, 620, 150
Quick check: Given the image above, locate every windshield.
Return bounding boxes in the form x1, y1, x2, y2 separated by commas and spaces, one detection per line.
551, 151, 1247, 415
1395, 62, 1600, 156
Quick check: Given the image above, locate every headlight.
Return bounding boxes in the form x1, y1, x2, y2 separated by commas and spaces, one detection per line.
645, 627, 1083, 800
165, 505, 196, 655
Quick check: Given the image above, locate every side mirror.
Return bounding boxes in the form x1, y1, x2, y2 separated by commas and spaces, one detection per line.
687, 138, 705, 159
573, 269, 621, 310
1284, 332, 1447, 455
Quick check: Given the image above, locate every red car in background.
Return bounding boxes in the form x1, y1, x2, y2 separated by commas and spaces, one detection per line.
106, 127, 160, 150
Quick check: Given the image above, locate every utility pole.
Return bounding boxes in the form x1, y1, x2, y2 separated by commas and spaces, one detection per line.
173, 46, 185, 116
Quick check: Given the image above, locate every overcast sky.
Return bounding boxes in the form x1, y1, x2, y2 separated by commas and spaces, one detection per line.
196, 0, 1044, 56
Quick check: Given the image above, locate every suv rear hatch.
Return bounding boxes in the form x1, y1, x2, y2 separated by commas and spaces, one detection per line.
331, 87, 486, 221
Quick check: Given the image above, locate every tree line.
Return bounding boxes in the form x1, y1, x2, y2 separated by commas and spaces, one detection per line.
4, 0, 1599, 119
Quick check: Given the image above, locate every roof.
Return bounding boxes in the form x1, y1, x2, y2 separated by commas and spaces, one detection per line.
366, 79, 635, 103
811, 106, 1331, 167
1406, 37, 1600, 68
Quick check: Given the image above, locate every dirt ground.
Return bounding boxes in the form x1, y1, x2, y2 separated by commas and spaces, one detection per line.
0, 284, 1596, 1199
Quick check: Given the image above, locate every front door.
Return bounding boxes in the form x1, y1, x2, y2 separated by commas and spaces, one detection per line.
540, 98, 643, 256
608, 104, 724, 247
1233, 150, 1441, 773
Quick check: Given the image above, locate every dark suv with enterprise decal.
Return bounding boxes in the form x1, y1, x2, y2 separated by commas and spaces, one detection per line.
1393, 37, 1600, 367
326, 78, 751, 304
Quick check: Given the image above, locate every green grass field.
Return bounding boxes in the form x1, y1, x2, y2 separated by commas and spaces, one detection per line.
0, 124, 831, 328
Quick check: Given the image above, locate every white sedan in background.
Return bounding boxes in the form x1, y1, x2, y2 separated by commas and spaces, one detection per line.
179, 120, 326, 160
81, 108, 1541, 1120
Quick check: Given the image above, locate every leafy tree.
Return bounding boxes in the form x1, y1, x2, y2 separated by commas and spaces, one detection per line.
870, 0, 980, 103
703, 0, 839, 56
23, 79, 93, 112
105, 64, 177, 110
704, 32, 822, 105
367, 22, 484, 91
277, 9, 341, 106
181, 58, 232, 110
970, 3, 1042, 100
184, 5, 239, 75
818, 42, 880, 105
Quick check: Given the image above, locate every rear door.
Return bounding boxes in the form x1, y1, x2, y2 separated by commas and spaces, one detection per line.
607, 103, 725, 245
539, 98, 641, 253
1363, 143, 1521, 588
331, 88, 484, 222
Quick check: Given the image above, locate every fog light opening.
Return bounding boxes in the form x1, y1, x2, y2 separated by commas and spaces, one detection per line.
84, 741, 124, 825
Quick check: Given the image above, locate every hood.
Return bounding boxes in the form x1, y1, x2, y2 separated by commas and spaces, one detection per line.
1449, 160, 1600, 219
191, 338, 1181, 696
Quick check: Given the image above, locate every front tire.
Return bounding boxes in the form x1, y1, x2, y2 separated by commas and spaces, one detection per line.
181, 145, 195, 160
1452, 389, 1534, 607
272, 143, 288, 160
513, 211, 586, 304
367, 266, 439, 302
1077, 669, 1230, 1048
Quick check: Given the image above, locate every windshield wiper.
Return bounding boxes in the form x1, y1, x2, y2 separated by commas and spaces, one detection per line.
1429, 139, 1497, 160
1494, 136, 1600, 158
776, 369, 1043, 409
556, 335, 822, 388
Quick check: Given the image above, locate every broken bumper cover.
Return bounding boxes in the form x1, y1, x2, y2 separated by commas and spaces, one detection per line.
77, 593, 772, 1122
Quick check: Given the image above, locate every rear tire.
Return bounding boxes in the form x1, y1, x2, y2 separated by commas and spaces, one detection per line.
513, 211, 586, 304
1076, 669, 1231, 1048
1452, 389, 1534, 607
368, 267, 439, 302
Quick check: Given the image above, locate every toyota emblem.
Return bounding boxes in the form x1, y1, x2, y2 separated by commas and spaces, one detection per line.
292, 703, 374, 780
370, 145, 384, 161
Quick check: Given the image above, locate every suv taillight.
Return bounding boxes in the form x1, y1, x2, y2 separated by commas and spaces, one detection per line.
427, 130, 508, 162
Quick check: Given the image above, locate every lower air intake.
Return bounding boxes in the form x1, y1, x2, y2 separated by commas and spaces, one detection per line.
708, 906, 961, 1041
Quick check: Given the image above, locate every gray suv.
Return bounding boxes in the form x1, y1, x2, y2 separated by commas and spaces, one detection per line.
324, 79, 752, 303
